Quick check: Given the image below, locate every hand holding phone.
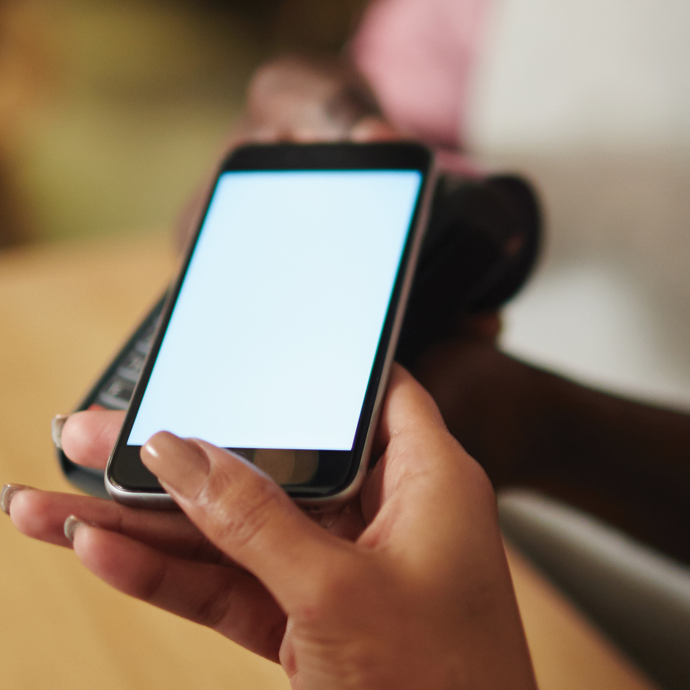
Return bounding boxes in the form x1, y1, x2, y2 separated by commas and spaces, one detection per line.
106, 142, 433, 508
13, 366, 537, 690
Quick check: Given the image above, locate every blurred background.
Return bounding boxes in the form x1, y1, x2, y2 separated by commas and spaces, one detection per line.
0, 0, 365, 247
1, 3, 689, 689
468, 0, 690, 408
2, 0, 690, 410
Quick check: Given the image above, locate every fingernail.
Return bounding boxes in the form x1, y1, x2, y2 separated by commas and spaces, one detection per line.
1, 484, 27, 515
51, 414, 70, 450
63, 515, 97, 542
141, 432, 210, 497
64, 515, 81, 541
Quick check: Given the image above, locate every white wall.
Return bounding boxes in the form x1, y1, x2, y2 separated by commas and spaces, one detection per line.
465, 0, 690, 407
468, 0, 690, 153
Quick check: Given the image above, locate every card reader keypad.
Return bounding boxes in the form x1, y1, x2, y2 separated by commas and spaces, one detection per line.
91, 303, 163, 411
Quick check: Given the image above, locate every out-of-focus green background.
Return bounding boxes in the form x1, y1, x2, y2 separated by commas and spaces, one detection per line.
0, 0, 364, 246
3, 0, 690, 408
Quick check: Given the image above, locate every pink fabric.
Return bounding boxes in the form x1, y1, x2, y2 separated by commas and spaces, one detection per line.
351, 0, 489, 148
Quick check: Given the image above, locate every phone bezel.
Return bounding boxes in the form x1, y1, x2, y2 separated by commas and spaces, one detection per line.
105, 141, 434, 508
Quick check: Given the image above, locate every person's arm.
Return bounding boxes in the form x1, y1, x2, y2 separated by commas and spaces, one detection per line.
414, 340, 690, 565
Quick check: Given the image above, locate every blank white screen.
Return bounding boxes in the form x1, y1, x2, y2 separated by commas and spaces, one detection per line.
128, 170, 422, 449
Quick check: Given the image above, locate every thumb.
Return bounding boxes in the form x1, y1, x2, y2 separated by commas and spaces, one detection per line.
141, 432, 341, 610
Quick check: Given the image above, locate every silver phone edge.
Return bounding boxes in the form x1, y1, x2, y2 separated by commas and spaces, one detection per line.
105, 473, 177, 509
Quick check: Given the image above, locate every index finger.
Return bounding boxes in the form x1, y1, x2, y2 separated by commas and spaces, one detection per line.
140, 433, 348, 613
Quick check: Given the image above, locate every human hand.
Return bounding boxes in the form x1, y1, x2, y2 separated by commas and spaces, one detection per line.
233, 54, 398, 144
6, 366, 535, 690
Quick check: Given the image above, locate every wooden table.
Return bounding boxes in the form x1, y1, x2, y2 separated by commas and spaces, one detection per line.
0, 234, 657, 690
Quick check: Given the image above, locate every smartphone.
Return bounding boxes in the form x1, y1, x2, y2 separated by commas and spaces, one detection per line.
105, 142, 434, 508
57, 168, 542, 501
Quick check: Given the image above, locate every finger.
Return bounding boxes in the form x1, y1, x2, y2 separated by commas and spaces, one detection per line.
141, 433, 346, 611
361, 364, 455, 525
8, 487, 228, 564
60, 410, 125, 469
374, 364, 450, 451
71, 523, 286, 661
360, 366, 498, 568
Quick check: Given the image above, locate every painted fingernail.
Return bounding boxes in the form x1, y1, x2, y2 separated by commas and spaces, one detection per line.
1, 484, 27, 515
141, 432, 210, 497
64, 515, 97, 542
51, 414, 70, 450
